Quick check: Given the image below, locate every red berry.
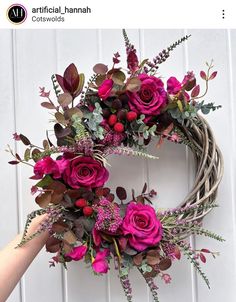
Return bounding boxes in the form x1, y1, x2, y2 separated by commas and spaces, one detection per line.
75, 198, 87, 208
83, 206, 93, 216
126, 111, 137, 122
114, 122, 124, 133
108, 114, 117, 126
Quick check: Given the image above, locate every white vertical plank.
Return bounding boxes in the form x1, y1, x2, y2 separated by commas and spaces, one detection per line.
12, 29, 64, 302
0, 29, 21, 302
142, 29, 194, 302
56, 29, 108, 302
187, 29, 236, 301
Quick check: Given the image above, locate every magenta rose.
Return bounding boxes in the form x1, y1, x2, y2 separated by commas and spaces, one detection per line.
98, 79, 113, 100
63, 156, 109, 189
127, 74, 167, 119
122, 202, 162, 252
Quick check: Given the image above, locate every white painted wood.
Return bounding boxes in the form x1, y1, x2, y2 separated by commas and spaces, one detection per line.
0, 29, 235, 302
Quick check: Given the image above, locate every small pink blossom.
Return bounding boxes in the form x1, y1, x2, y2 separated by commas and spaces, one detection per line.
168, 133, 180, 143
162, 273, 172, 284
13, 133, 21, 141
39, 87, 50, 98
66, 245, 87, 261
31, 185, 38, 195
92, 249, 110, 274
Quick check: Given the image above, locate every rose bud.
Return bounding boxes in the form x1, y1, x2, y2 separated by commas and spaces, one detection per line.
75, 198, 87, 208
114, 122, 124, 133
108, 114, 118, 126
111, 98, 122, 110
126, 111, 137, 122
83, 206, 94, 216
117, 109, 127, 121
102, 108, 111, 119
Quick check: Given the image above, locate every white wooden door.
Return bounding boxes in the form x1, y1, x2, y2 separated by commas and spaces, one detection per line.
0, 29, 235, 302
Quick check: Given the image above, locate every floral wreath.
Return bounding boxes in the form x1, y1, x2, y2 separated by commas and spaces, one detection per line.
8, 30, 224, 302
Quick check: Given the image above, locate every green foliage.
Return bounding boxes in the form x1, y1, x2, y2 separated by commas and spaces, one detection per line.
192, 227, 225, 242
83, 102, 104, 139
16, 209, 46, 247
180, 242, 210, 289
71, 113, 90, 141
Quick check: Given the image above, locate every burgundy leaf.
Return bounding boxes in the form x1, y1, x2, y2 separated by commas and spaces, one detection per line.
63, 63, 80, 93
20, 134, 31, 146
116, 186, 127, 200
201, 248, 211, 253
8, 160, 19, 165
41, 102, 56, 110
200, 253, 206, 263
200, 71, 207, 80
209, 71, 217, 80
191, 85, 200, 98
55, 74, 68, 92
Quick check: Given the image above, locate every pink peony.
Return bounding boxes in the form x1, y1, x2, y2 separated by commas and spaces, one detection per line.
92, 249, 110, 274
66, 245, 87, 261
122, 202, 162, 252
98, 79, 113, 100
127, 74, 167, 119
33, 156, 68, 179
63, 156, 109, 189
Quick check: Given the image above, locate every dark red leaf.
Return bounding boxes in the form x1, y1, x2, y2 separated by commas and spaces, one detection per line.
200, 253, 206, 263
54, 123, 71, 139
116, 187, 127, 200
142, 183, 147, 194
63, 63, 80, 93
201, 248, 211, 253
158, 258, 172, 271
209, 71, 217, 80
191, 85, 200, 98
200, 71, 207, 80
46, 236, 61, 253
55, 74, 68, 92
15, 153, 21, 161
20, 134, 31, 146
8, 160, 19, 165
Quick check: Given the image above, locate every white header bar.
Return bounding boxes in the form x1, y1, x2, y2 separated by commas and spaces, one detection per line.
0, 0, 234, 29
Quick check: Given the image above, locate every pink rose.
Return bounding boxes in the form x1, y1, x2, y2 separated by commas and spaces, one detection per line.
92, 249, 110, 274
63, 156, 109, 189
33, 156, 67, 180
127, 74, 167, 119
98, 79, 113, 100
66, 245, 87, 261
122, 202, 162, 252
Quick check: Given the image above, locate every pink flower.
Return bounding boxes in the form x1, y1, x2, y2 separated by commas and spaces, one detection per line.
39, 87, 50, 98
92, 249, 110, 274
63, 156, 109, 189
127, 50, 139, 72
162, 273, 172, 284
127, 74, 167, 120
33, 157, 66, 179
98, 79, 113, 100
122, 202, 163, 252
166, 77, 182, 94
13, 133, 21, 141
66, 245, 87, 261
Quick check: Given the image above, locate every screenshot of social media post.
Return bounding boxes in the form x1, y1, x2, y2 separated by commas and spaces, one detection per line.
0, 1, 235, 302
